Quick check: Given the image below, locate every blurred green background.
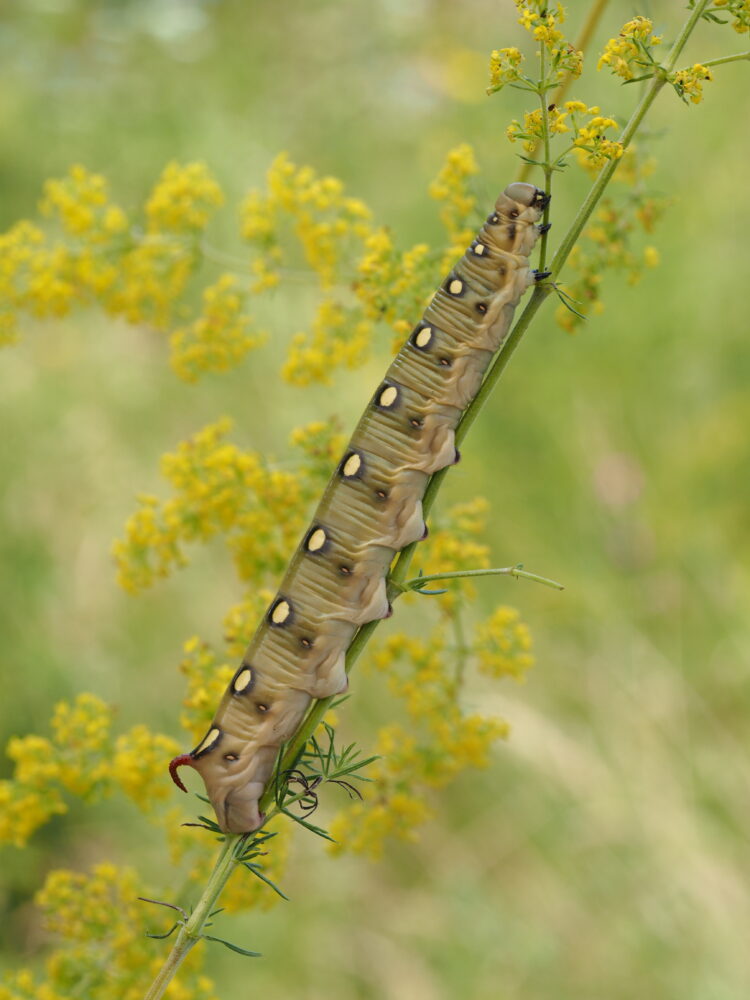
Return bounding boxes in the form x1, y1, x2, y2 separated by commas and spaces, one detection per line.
2, 1, 750, 997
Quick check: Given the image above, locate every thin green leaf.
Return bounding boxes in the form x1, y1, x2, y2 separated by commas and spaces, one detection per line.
242, 863, 290, 900
146, 923, 179, 941
281, 808, 336, 842
202, 933, 262, 958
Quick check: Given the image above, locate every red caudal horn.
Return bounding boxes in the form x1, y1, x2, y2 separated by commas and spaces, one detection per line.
169, 754, 196, 793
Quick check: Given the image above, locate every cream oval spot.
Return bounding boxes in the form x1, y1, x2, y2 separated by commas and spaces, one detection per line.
270, 599, 291, 625
415, 326, 432, 348
307, 527, 327, 552
378, 385, 398, 408
474, 243, 486, 255
342, 452, 362, 477
233, 667, 254, 693
448, 278, 463, 295
196, 727, 220, 755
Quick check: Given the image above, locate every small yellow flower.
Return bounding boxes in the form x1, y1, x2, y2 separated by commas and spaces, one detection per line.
146, 161, 224, 233
598, 15, 661, 81
672, 63, 714, 105
169, 273, 266, 383
476, 606, 535, 681
487, 47, 524, 93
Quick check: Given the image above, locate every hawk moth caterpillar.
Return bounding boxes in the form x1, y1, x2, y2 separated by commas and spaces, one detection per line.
169, 181, 548, 833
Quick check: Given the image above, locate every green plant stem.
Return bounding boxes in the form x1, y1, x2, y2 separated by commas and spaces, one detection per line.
537, 46, 553, 272
144, 5, 714, 997
405, 566, 565, 591
452, 605, 469, 687
517, 0, 611, 184
691, 50, 750, 69
143, 834, 239, 1000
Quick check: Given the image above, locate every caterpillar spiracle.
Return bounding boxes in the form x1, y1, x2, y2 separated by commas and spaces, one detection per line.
169, 181, 549, 834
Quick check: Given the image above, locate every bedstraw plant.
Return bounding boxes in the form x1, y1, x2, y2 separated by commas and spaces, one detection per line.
1, 1, 748, 997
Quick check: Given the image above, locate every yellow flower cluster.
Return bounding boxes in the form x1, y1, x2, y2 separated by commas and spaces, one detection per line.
240, 151, 372, 286
573, 112, 624, 169
41, 163, 128, 239
170, 272, 266, 382
113, 417, 341, 593
516, 0, 565, 48
412, 498, 491, 612
0, 162, 229, 348
507, 105, 570, 152
555, 170, 667, 334
598, 16, 662, 81
3, 151, 493, 386
146, 161, 224, 234
179, 635, 235, 740
288, 419, 347, 480
713, 0, 750, 32
108, 162, 223, 331
238, 146, 486, 382
0, 863, 218, 1000
238, 152, 381, 383
476, 605, 534, 680
513, 1, 582, 81
428, 143, 479, 242
283, 297, 372, 385
0, 693, 183, 847
355, 227, 439, 350
487, 47, 524, 94
113, 726, 181, 808
671, 63, 714, 104
329, 619, 519, 858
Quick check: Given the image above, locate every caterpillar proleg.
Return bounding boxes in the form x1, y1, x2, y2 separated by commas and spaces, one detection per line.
169, 180, 548, 833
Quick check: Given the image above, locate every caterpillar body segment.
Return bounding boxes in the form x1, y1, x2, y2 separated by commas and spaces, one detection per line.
170, 181, 547, 833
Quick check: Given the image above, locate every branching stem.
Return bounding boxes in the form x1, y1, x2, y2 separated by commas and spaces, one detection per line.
404, 566, 565, 591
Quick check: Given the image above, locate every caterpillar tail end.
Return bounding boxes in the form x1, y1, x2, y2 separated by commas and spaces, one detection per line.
169, 753, 196, 793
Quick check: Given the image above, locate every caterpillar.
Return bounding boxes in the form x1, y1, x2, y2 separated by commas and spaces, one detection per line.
169, 180, 549, 834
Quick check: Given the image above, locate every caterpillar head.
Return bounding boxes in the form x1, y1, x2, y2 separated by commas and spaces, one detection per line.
489, 183, 548, 255
169, 734, 272, 833
168, 681, 312, 833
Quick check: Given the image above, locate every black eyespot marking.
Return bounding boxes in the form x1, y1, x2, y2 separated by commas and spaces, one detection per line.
192, 726, 222, 758
446, 275, 465, 297
256, 702, 270, 714
305, 525, 329, 554
268, 597, 293, 627
232, 665, 256, 695
487, 213, 500, 225
410, 323, 433, 351
300, 637, 314, 648
339, 565, 352, 576
375, 489, 388, 501
476, 302, 487, 314
410, 417, 424, 429
375, 382, 399, 409
509, 208, 519, 219
340, 451, 364, 479
224, 753, 239, 762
